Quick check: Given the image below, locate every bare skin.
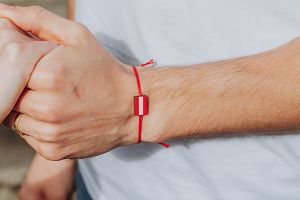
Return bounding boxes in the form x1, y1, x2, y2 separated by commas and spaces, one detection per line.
0, 3, 299, 199
0, 4, 299, 161
140, 38, 300, 142
0, 18, 54, 123
0, 18, 75, 200
20, 2, 76, 199
19, 154, 75, 200
0, 2, 76, 200
1, 4, 138, 160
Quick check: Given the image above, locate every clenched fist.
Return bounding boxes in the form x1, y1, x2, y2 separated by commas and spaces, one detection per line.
1, 4, 140, 160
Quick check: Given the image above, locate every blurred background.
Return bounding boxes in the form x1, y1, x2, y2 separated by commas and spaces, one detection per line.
0, 1, 67, 199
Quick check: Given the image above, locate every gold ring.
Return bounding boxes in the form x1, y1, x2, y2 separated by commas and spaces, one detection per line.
13, 113, 24, 136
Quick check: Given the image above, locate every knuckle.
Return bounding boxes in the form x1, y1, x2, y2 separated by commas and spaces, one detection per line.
47, 111, 62, 123
35, 104, 62, 123
0, 30, 17, 46
72, 22, 91, 42
43, 125, 64, 142
0, 18, 14, 29
10, 41, 23, 49
41, 67, 65, 90
0, 29, 15, 41
3, 42, 24, 57
45, 73, 61, 90
74, 22, 89, 34
40, 145, 64, 161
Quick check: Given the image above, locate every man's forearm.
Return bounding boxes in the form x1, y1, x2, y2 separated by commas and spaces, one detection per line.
139, 38, 300, 142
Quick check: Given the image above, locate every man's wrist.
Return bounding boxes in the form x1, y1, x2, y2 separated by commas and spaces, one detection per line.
139, 66, 186, 143
118, 63, 194, 145
114, 63, 139, 146
117, 64, 179, 145
109, 38, 300, 148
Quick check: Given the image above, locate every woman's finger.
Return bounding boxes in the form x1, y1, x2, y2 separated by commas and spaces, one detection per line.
0, 17, 28, 34
0, 4, 79, 44
5, 111, 57, 143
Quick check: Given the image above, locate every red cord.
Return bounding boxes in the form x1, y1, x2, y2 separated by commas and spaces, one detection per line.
138, 116, 143, 143
132, 60, 170, 148
132, 67, 142, 96
158, 142, 171, 148
140, 59, 155, 67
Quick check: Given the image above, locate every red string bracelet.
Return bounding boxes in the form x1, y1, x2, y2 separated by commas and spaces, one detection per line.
132, 59, 170, 148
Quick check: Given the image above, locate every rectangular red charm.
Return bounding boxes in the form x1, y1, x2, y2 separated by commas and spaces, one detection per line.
134, 95, 149, 116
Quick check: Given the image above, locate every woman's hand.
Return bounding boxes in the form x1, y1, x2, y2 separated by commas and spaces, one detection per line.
1, 4, 138, 160
0, 17, 73, 200
0, 18, 55, 123
19, 154, 75, 200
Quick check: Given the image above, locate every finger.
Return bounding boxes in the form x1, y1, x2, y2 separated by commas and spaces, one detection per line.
5, 111, 64, 161
0, 41, 55, 122
0, 4, 79, 44
13, 89, 54, 121
13, 89, 38, 115
4, 111, 54, 142
5, 111, 36, 138
2, 21, 41, 41
0, 17, 31, 36
21, 134, 42, 156
18, 114, 50, 142
21, 134, 63, 161
0, 18, 34, 54
0, 17, 42, 41
0, 18, 19, 31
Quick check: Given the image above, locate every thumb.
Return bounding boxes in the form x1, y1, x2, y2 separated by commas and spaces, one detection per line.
0, 4, 77, 45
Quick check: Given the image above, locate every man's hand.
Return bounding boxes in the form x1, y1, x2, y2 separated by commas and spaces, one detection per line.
2, 4, 300, 161
0, 18, 55, 122
19, 154, 75, 200
1, 4, 138, 160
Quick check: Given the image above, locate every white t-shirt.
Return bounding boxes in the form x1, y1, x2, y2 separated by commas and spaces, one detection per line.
75, 1, 300, 199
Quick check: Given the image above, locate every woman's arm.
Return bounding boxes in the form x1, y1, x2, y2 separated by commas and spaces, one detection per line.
19, 154, 75, 200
